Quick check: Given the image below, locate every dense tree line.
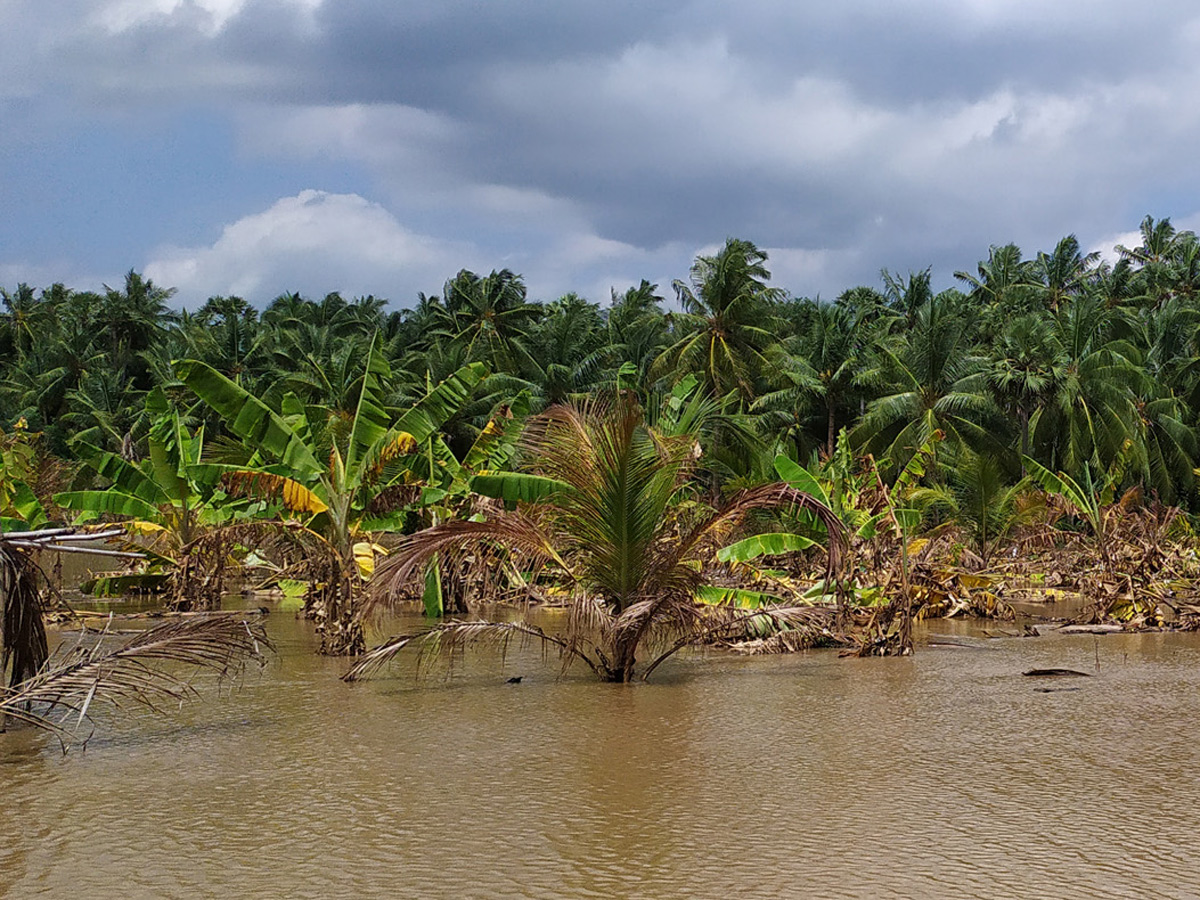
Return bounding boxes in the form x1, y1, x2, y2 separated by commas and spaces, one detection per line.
5, 215, 1200, 512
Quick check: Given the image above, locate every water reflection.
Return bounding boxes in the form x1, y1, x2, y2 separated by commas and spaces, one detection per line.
1, 607, 1199, 897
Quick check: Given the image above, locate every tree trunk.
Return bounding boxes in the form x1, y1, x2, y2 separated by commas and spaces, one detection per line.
318, 568, 365, 656
827, 401, 837, 457
605, 638, 638, 682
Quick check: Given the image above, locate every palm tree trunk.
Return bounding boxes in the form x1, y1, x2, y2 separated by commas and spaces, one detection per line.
606, 636, 638, 682
1, 547, 49, 731
827, 398, 837, 457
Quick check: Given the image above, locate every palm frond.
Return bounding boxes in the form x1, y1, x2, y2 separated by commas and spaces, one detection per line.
342, 619, 602, 681
1, 615, 271, 747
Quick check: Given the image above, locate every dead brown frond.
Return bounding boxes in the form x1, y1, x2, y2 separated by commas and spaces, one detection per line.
364, 482, 423, 517
640, 603, 839, 677
0, 614, 272, 748
364, 513, 564, 619
342, 618, 602, 682
0, 546, 48, 690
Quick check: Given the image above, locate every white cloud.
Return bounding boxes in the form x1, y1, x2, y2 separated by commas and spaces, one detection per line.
145, 190, 473, 306
93, 0, 320, 34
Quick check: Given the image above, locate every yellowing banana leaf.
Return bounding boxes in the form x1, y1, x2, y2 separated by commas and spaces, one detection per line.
360, 430, 419, 486
222, 470, 328, 515
353, 540, 387, 579
128, 520, 167, 535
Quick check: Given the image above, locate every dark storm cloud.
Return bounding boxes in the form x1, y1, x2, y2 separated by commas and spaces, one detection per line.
6, 0, 1200, 304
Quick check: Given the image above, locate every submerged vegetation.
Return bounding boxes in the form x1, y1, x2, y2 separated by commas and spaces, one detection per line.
6, 217, 1200, 696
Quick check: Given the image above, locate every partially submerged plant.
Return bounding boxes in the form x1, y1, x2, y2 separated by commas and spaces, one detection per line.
353, 394, 845, 683
178, 335, 486, 654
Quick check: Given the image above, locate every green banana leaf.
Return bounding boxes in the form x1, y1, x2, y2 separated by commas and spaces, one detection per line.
773, 455, 831, 508
81, 572, 171, 597
696, 585, 788, 609
55, 490, 161, 521
176, 359, 325, 478
423, 559, 443, 617
393, 363, 488, 445
470, 472, 572, 503
73, 440, 168, 505
717, 532, 819, 563
346, 333, 391, 473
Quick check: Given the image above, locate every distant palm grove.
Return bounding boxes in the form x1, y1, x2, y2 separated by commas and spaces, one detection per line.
4, 216, 1197, 504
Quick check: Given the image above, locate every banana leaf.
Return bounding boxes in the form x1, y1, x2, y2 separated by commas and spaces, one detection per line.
696, 585, 788, 609
81, 572, 171, 597
176, 360, 325, 478
470, 472, 572, 503
55, 490, 161, 522
773, 455, 831, 508
717, 532, 819, 563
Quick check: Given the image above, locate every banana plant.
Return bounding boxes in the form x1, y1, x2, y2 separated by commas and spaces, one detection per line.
0, 421, 50, 532
55, 389, 244, 605
1023, 440, 1134, 576
177, 333, 486, 653
411, 391, 532, 617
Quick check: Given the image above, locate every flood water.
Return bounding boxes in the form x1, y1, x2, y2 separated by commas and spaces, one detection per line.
4, 601, 1200, 899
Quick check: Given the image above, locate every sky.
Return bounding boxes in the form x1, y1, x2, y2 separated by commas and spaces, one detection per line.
4, 0, 1200, 309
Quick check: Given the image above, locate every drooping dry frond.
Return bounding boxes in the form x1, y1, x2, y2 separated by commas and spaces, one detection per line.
363, 513, 567, 618
0, 614, 272, 747
343, 618, 601, 682
640, 603, 839, 678
364, 482, 423, 517
0, 546, 48, 689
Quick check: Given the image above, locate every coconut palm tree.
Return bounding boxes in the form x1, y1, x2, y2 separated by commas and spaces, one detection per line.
756, 299, 865, 457
853, 291, 1005, 474
440, 269, 542, 376
606, 280, 669, 391
1028, 296, 1143, 475
1033, 234, 1100, 312
656, 238, 784, 402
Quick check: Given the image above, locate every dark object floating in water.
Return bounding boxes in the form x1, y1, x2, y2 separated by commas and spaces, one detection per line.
1023, 668, 1091, 677
506, 676, 523, 684
1034, 686, 1081, 692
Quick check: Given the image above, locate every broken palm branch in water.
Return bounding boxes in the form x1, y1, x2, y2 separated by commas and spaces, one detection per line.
342, 619, 595, 682
0, 614, 272, 747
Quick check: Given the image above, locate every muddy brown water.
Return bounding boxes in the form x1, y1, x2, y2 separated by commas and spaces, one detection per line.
4, 596, 1200, 898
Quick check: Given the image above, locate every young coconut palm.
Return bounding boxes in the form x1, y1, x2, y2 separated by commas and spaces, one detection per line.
351, 394, 845, 683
